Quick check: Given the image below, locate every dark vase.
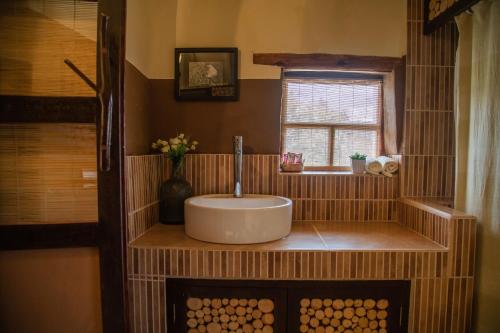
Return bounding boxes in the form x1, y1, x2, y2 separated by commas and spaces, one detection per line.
159, 157, 192, 224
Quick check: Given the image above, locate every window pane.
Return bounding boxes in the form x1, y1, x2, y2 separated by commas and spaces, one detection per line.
284, 127, 330, 166
284, 79, 381, 125
333, 129, 378, 166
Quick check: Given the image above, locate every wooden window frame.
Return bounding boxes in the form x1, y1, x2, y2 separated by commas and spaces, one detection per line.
254, 53, 405, 157
281, 72, 384, 171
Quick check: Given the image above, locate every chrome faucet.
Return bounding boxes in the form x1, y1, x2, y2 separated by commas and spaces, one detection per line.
233, 136, 243, 197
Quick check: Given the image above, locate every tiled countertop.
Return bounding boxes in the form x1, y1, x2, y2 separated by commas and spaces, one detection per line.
130, 221, 446, 252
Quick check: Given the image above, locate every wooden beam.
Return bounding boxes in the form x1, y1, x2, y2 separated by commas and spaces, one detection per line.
0, 95, 97, 123
424, 0, 480, 35
0, 223, 100, 250
284, 71, 384, 80
253, 53, 402, 72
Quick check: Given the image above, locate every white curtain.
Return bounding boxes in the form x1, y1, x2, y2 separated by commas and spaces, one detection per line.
455, 0, 500, 331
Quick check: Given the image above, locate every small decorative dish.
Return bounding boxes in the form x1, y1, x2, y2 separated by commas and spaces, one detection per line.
280, 163, 304, 172
280, 152, 305, 172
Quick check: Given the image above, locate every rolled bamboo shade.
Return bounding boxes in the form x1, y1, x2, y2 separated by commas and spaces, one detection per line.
0, 0, 97, 96
282, 75, 382, 168
0, 123, 98, 225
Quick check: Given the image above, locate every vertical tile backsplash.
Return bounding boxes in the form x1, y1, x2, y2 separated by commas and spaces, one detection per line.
402, 0, 457, 202
125, 154, 164, 242
184, 154, 399, 222
125, 154, 399, 242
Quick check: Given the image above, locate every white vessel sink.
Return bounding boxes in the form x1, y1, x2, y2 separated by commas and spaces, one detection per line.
185, 194, 292, 244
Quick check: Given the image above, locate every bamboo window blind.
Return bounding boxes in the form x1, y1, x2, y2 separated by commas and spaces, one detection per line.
281, 73, 383, 170
0, 123, 98, 225
0, 0, 97, 96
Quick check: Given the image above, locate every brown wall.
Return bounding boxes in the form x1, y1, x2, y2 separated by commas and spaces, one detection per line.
125, 61, 152, 155
124, 1, 406, 155
126, 0, 406, 79
0, 248, 102, 333
149, 79, 282, 154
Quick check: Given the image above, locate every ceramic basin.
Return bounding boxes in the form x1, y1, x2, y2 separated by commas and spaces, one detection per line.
184, 194, 292, 244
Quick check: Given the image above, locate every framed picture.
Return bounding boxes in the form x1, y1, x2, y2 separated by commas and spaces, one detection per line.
175, 48, 239, 101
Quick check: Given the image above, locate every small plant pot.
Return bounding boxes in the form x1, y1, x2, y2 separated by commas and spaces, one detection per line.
351, 159, 366, 174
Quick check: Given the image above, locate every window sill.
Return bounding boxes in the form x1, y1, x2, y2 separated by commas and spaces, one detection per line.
278, 170, 396, 177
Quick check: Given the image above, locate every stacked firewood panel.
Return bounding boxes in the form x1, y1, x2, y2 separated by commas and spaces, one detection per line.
299, 298, 389, 333
186, 297, 275, 333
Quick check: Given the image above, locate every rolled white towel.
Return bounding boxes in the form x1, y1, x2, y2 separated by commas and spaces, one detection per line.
365, 157, 383, 175
377, 156, 399, 176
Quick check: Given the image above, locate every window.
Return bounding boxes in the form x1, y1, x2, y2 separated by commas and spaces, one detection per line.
281, 71, 383, 170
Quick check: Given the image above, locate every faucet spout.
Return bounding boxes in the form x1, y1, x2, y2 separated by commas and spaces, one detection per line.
233, 136, 243, 197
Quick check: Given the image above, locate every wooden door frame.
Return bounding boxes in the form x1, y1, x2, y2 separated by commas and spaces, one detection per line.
0, 0, 129, 331
96, 0, 128, 331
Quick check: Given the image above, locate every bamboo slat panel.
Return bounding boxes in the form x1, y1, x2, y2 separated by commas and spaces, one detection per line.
125, 155, 164, 242
0, 1, 97, 96
127, 199, 476, 333
402, 0, 457, 200
124, 154, 399, 243
0, 123, 97, 224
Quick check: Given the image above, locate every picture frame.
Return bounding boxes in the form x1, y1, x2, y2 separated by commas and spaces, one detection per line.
174, 48, 239, 101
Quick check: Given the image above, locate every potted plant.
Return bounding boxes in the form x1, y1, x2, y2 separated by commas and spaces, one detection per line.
152, 134, 198, 224
349, 152, 367, 174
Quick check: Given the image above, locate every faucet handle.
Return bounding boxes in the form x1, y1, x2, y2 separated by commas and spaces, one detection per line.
233, 135, 242, 144
233, 136, 243, 151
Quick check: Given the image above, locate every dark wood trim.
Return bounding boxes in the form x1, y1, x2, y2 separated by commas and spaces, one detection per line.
284, 71, 384, 80
97, 0, 128, 331
0, 223, 99, 250
424, 0, 480, 34
0, 0, 128, 332
284, 123, 380, 130
253, 53, 402, 72
0, 95, 97, 123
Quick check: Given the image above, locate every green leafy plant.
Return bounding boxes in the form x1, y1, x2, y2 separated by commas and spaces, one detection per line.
151, 133, 198, 163
349, 152, 367, 160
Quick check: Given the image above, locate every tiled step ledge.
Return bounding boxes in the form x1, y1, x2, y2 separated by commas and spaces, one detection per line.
399, 197, 475, 220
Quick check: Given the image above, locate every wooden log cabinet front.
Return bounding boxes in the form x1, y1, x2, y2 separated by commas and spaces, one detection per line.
166, 279, 410, 333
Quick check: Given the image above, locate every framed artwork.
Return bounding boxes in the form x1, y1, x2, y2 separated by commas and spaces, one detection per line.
174, 48, 239, 101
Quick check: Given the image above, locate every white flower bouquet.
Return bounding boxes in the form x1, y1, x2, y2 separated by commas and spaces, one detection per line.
151, 133, 198, 163
153, 134, 198, 223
